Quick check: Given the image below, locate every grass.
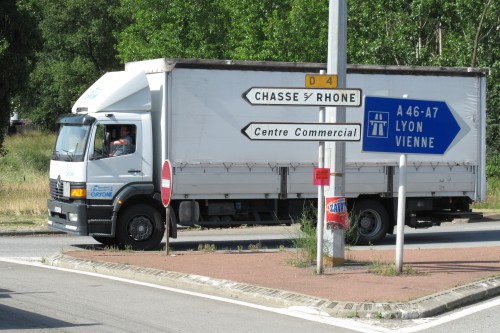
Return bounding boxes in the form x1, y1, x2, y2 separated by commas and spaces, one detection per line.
289, 207, 363, 268
0, 131, 54, 219
473, 153, 500, 209
368, 260, 420, 276
198, 243, 216, 252
472, 176, 500, 209
289, 209, 317, 267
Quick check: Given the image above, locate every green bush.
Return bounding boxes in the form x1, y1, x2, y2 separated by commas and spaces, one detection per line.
486, 154, 500, 178
290, 207, 361, 267
291, 209, 317, 267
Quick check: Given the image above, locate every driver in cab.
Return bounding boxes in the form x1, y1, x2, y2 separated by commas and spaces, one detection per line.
111, 126, 134, 156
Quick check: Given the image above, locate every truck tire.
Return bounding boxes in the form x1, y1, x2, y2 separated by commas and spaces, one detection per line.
352, 200, 389, 244
117, 204, 165, 250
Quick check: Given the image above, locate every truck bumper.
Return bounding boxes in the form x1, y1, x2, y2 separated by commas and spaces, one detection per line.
47, 199, 88, 235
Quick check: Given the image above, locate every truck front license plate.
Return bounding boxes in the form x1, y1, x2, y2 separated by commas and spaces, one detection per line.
55, 206, 62, 214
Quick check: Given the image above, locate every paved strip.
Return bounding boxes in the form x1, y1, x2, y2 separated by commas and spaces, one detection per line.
45, 254, 500, 319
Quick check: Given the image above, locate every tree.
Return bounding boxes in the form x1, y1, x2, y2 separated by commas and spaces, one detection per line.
0, 0, 39, 154
117, 0, 229, 62
116, 0, 328, 63
15, 0, 498, 155
17, 0, 127, 130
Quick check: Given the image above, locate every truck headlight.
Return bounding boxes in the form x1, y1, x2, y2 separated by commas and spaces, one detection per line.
68, 213, 78, 222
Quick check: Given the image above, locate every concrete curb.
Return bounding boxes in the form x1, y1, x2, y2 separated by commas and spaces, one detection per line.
45, 254, 500, 319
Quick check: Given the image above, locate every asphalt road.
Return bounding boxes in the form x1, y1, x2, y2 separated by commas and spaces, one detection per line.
0, 260, 359, 333
1, 220, 500, 332
2, 220, 500, 259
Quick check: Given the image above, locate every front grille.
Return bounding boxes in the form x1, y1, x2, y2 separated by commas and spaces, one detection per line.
49, 179, 86, 202
49, 178, 64, 199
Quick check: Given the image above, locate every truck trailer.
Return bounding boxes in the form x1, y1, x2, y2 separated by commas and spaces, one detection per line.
47, 58, 487, 249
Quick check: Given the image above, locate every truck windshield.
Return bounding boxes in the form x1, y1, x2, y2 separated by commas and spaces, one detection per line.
52, 124, 91, 162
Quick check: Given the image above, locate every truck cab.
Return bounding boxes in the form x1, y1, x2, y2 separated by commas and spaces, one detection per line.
48, 70, 171, 250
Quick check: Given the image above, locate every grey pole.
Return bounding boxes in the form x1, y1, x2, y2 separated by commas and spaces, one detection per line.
316, 70, 326, 275
324, 0, 347, 264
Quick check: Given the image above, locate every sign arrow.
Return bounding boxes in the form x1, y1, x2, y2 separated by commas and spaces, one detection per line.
242, 87, 362, 107
241, 122, 361, 141
362, 96, 468, 155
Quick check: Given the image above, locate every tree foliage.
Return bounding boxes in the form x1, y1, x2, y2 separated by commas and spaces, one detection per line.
115, 0, 498, 153
0, 0, 39, 154
17, 0, 127, 130
5, 0, 499, 155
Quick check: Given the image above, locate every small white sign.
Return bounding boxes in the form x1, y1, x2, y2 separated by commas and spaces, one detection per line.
243, 87, 362, 107
241, 122, 361, 141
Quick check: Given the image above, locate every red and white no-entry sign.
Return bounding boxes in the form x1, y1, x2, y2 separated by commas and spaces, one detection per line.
161, 160, 173, 207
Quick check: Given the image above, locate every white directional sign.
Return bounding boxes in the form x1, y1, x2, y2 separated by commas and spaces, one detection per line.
241, 122, 361, 141
242, 87, 362, 107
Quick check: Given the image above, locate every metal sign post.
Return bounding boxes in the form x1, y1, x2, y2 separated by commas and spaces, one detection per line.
324, 0, 348, 265
395, 154, 407, 273
316, 70, 327, 275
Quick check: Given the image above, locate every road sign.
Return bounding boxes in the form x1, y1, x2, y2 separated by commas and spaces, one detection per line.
362, 96, 466, 154
242, 87, 361, 107
306, 74, 338, 88
161, 160, 172, 207
241, 122, 361, 141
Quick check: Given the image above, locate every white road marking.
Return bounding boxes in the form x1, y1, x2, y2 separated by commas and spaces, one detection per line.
396, 297, 500, 333
0, 257, 390, 333
3, 257, 500, 333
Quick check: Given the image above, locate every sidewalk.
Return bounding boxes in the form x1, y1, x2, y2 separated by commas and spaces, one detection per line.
47, 245, 500, 319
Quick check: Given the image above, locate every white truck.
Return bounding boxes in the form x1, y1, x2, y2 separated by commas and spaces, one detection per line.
47, 58, 487, 249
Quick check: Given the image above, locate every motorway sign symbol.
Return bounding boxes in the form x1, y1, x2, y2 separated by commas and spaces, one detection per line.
241, 122, 361, 141
362, 96, 467, 154
242, 87, 361, 107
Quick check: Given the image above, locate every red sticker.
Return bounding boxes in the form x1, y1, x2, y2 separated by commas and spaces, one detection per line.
313, 168, 330, 186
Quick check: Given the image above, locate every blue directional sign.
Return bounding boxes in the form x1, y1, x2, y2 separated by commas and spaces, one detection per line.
362, 96, 463, 155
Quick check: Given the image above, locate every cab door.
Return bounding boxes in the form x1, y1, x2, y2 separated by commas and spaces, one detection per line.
86, 121, 143, 201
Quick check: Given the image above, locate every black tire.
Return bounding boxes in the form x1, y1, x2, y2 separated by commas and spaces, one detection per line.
352, 200, 389, 244
117, 204, 165, 250
92, 236, 119, 247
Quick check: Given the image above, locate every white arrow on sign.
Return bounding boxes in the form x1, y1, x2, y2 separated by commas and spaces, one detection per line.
241, 122, 361, 141
242, 87, 362, 107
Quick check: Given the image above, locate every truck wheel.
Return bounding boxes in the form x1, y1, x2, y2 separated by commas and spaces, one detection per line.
92, 236, 119, 247
352, 200, 389, 244
117, 204, 165, 250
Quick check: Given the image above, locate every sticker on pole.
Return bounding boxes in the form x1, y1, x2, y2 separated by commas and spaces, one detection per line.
313, 168, 330, 186
325, 196, 349, 229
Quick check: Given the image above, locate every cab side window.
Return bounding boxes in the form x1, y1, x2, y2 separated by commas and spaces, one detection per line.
92, 124, 136, 159
92, 124, 108, 159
